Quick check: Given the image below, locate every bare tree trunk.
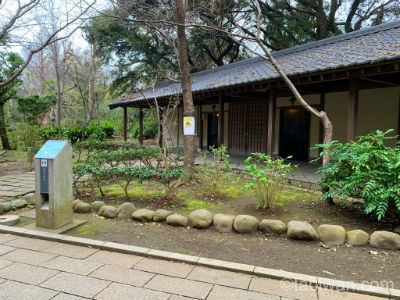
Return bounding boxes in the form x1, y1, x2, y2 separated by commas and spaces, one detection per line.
175, 0, 195, 177
88, 44, 96, 125
0, 103, 11, 150
55, 60, 62, 139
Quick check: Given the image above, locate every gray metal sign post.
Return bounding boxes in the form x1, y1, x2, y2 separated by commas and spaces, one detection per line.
34, 140, 73, 229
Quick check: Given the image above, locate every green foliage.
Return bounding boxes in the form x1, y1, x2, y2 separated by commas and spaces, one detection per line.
38, 126, 59, 141
101, 125, 114, 138
244, 153, 293, 210
17, 81, 56, 124
196, 146, 233, 198
65, 127, 83, 143
65, 126, 108, 144
0, 51, 24, 105
131, 116, 159, 140
317, 130, 400, 220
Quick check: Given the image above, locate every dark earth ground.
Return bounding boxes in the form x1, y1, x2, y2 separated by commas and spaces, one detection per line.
59, 213, 400, 289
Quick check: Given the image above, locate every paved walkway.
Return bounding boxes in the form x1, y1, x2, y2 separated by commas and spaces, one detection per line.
0, 172, 34, 198
0, 233, 386, 300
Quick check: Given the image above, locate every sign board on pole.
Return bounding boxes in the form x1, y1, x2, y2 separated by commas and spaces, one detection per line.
183, 117, 195, 135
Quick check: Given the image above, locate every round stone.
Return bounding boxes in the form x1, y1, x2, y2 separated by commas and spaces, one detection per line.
153, 209, 173, 222
131, 208, 154, 222
0, 215, 19, 226
166, 214, 188, 227
91, 201, 106, 212
98, 205, 118, 219
370, 231, 400, 250
72, 199, 83, 209
287, 221, 319, 241
346, 229, 369, 246
118, 202, 136, 220
213, 214, 235, 233
259, 219, 287, 235
12, 199, 27, 209
0, 202, 12, 212
74, 202, 90, 213
317, 224, 346, 246
233, 215, 259, 233
189, 209, 214, 228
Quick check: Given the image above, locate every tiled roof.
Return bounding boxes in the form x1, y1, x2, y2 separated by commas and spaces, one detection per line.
109, 20, 400, 108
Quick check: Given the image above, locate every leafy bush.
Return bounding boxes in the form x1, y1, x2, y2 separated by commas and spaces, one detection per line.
244, 153, 293, 210
101, 125, 114, 138
65, 127, 82, 144
39, 126, 59, 141
86, 127, 106, 141
130, 117, 158, 140
196, 146, 232, 198
317, 130, 400, 220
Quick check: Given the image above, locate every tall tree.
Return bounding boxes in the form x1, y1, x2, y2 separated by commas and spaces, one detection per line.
176, 0, 196, 175
0, 52, 23, 149
258, 0, 400, 50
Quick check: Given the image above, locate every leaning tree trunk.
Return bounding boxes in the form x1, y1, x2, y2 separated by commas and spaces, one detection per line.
175, 0, 196, 177
253, 1, 334, 205
0, 103, 11, 150
88, 44, 96, 125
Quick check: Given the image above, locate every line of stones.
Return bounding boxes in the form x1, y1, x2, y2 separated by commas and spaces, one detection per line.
71, 199, 400, 251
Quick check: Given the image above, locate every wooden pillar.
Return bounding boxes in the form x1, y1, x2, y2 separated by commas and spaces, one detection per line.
266, 88, 276, 156
218, 95, 224, 146
199, 104, 203, 150
318, 93, 325, 157
398, 91, 400, 141
347, 74, 359, 142
158, 111, 163, 148
139, 108, 144, 145
123, 107, 128, 141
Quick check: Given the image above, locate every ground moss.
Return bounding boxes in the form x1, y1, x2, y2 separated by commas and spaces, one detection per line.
75, 223, 108, 237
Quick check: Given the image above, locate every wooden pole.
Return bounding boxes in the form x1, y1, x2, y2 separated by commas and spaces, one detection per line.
123, 107, 128, 141
158, 111, 163, 148
319, 93, 325, 157
266, 88, 276, 155
218, 95, 224, 146
347, 74, 359, 142
139, 108, 144, 145
199, 104, 203, 150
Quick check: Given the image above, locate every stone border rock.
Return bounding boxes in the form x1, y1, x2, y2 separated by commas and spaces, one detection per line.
0, 224, 396, 299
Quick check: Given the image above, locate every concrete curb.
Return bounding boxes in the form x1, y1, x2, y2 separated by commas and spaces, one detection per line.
0, 224, 397, 299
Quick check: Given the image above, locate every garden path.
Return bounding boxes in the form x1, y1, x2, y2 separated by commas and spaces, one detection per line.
0, 172, 34, 198
0, 232, 388, 300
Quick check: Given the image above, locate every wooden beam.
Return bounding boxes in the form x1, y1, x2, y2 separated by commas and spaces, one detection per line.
266, 88, 276, 155
139, 108, 144, 145
218, 94, 224, 146
199, 105, 203, 150
319, 93, 325, 157
347, 73, 359, 142
123, 107, 128, 141
360, 77, 397, 87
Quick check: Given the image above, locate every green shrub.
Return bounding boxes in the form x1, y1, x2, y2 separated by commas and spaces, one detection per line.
317, 129, 400, 220
65, 127, 82, 143
101, 125, 114, 138
244, 153, 293, 210
39, 126, 59, 141
86, 127, 106, 141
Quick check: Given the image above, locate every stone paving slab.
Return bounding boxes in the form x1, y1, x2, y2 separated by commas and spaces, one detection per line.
0, 262, 59, 285
187, 266, 252, 289
2, 248, 57, 266
40, 272, 111, 298
145, 274, 213, 299
207, 285, 280, 300
0, 245, 14, 255
95, 282, 170, 300
249, 276, 318, 300
85, 250, 143, 268
0, 233, 18, 244
135, 257, 194, 278
318, 288, 389, 300
43, 242, 98, 259
52, 293, 91, 300
5, 236, 57, 251
0, 280, 58, 300
41, 255, 103, 276
90, 264, 155, 287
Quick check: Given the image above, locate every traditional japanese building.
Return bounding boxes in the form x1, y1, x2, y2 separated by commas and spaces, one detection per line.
109, 20, 400, 161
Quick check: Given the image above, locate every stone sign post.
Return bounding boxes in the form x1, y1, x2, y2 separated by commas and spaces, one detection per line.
34, 140, 73, 229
